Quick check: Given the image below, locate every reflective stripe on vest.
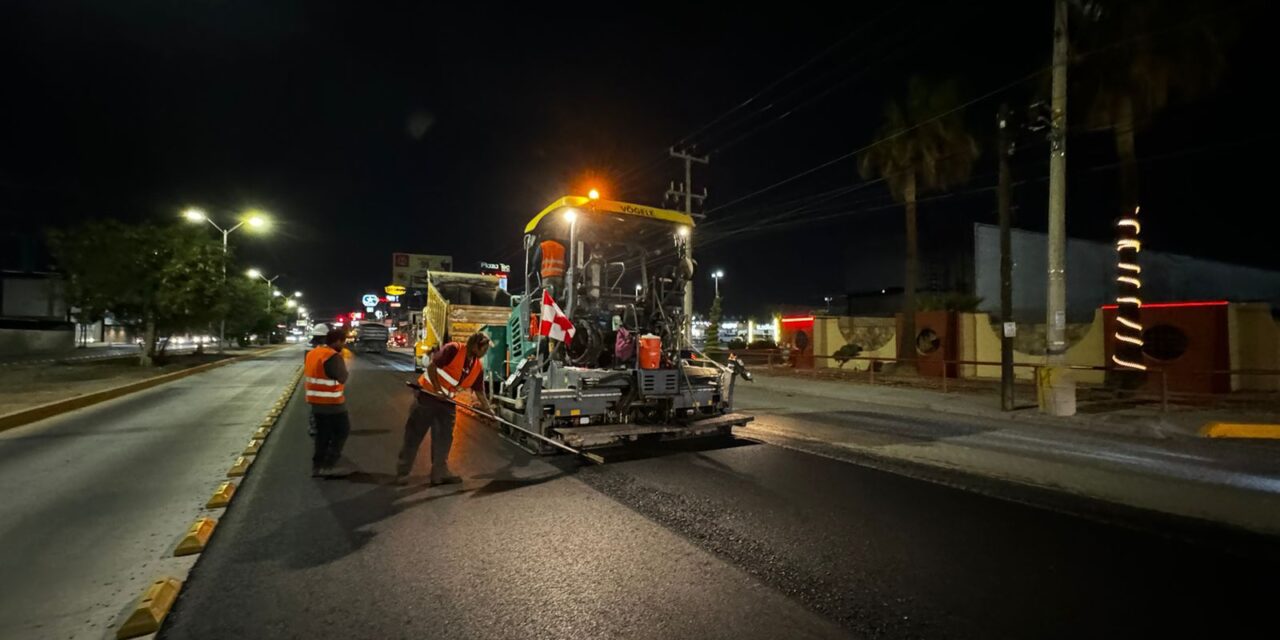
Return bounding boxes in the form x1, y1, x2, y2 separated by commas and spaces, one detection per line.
304, 346, 345, 405
417, 342, 482, 395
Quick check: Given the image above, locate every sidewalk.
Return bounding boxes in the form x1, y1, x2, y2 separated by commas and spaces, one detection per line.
738, 372, 1280, 535
0, 347, 262, 417
750, 370, 1280, 439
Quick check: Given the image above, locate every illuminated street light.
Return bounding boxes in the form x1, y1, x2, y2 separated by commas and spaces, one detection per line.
677, 226, 690, 238
293, 291, 303, 298
563, 208, 577, 223
712, 270, 724, 298
588, 188, 600, 200
286, 299, 298, 309
273, 290, 282, 297
185, 207, 272, 351
247, 269, 280, 312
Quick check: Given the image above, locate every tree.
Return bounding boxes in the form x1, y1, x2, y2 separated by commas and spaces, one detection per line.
1074, 0, 1231, 217
223, 277, 273, 346
1073, 1, 1232, 384
705, 296, 723, 349
50, 221, 226, 366
859, 77, 978, 363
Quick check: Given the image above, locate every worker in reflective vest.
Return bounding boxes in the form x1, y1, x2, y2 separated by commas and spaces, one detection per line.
396, 332, 492, 485
304, 328, 353, 478
539, 239, 566, 296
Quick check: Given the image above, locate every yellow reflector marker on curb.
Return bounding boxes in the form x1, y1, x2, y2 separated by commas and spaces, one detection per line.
227, 456, 250, 477
206, 481, 236, 508
244, 439, 262, 455
174, 518, 217, 557
1201, 422, 1280, 439
253, 426, 270, 439
116, 577, 182, 639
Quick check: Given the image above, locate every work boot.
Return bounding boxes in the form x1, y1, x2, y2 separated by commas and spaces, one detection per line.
325, 464, 355, 479
430, 472, 462, 486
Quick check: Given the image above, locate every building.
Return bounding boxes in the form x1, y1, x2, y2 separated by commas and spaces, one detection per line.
1, 270, 74, 356
844, 222, 1280, 322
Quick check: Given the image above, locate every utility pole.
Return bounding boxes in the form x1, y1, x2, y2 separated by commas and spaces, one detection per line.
997, 104, 1015, 412
1043, 0, 1075, 415
666, 146, 708, 348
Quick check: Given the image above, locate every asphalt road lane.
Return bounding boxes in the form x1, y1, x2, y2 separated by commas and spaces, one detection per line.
160, 351, 846, 640
162, 351, 1279, 639
0, 347, 301, 639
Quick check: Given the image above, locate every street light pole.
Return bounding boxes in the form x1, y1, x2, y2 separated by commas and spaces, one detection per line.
712, 271, 723, 298
185, 208, 266, 352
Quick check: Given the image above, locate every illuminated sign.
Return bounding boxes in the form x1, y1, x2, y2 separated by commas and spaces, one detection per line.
391, 253, 453, 288
361, 294, 379, 307
385, 284, 407, 296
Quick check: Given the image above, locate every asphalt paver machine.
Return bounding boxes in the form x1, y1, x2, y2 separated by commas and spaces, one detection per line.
492, 195, 753, 453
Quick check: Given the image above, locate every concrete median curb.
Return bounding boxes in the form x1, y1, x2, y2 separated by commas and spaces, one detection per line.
0, 345, 290, 434
174, 517, 218, 557
1201, 422, 1280, 439
115, 577, 182, 639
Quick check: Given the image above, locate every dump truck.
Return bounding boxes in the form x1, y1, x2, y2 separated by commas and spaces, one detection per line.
489, 195, 752, 453
413, 270, 512, 371
354, 322, 389, 353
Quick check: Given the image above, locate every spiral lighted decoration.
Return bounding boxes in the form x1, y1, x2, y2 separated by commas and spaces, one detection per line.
1112, 205, 1146, 371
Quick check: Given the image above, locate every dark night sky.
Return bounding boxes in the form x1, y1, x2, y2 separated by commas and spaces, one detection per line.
2, 1, 1275, 318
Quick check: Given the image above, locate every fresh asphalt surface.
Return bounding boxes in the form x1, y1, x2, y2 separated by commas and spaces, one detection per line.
152, 350, 1280, 639
0, 347, 298, 639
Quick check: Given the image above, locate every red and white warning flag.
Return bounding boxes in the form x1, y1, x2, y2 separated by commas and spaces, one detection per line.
538, 290, 576, 345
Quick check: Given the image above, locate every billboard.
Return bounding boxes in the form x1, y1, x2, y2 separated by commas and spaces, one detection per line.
391, 253, 453, 289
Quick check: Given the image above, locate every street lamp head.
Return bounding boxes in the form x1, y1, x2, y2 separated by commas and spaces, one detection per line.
273, 290, 282, 297
587, 188, 600, 200
677, 226, 690, 238
293, 291, 303, 298
286, 299, 297, 308
563, 208, 577, 223
713, 270, 724, 279
246, 268, 262, 279
182, 208, 207, 222
246, 214, 267, 229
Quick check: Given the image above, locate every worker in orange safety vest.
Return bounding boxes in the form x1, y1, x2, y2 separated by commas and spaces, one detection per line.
304, 328, 353, 478
539, 239, 566, 295
395, 332, 492, 485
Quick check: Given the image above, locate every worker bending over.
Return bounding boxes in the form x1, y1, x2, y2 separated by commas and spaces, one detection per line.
396, 332, 492, 485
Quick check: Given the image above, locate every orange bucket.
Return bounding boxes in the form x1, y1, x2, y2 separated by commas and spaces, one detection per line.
638, 334, 662, 370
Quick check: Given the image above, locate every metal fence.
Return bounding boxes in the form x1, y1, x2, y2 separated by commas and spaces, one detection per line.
714, 348, 1280, 412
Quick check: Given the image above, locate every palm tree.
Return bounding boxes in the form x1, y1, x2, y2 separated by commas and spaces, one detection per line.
1074, 0, 1230, 215
859, 77, 978, 363
1073, 0, 1231, 383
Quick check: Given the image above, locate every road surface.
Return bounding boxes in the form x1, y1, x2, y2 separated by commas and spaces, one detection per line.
0, 348, 299, 639
151, 351, 1279, 640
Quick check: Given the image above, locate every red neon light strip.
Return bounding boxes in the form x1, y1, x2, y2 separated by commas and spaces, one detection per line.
1101, 300, 1228, 310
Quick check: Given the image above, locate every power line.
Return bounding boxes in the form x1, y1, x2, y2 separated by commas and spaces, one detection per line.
703, 66, 1052, 217
674, 5, 904, 151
